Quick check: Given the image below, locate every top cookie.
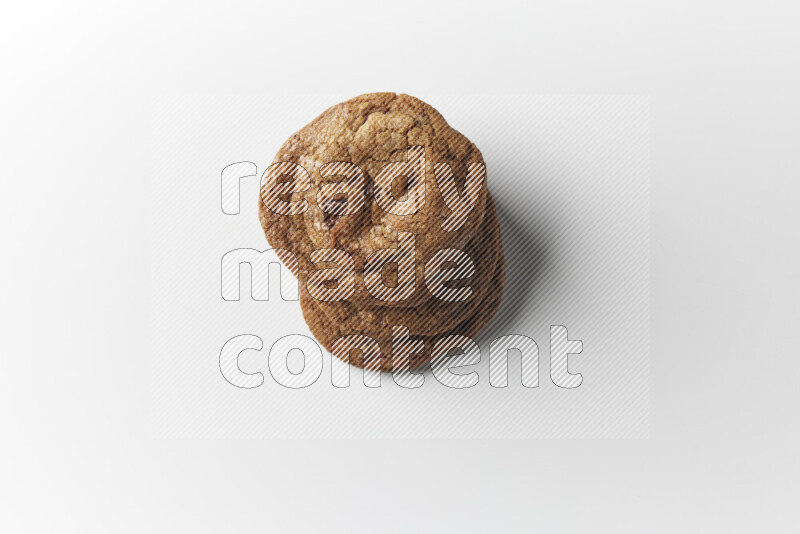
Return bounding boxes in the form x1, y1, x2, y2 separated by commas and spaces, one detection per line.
258, 93, 489, 308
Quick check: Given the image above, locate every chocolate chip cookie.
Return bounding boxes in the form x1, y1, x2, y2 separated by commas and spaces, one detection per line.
258, 93, 489, 309
258, 93, 505, 372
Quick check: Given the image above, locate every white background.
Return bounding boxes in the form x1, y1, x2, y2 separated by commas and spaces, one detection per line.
151, 94, 650, 439
2, 1, 799, 532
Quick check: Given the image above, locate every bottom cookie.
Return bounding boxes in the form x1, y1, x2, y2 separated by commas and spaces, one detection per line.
300, 212, 506, 372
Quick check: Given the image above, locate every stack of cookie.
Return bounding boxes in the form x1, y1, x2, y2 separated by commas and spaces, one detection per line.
258, 93, 505, 372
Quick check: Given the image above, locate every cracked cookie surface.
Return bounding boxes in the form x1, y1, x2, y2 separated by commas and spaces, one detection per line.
258, 93, 489, 309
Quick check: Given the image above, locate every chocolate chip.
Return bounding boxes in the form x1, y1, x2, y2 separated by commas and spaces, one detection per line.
322, 198, 348, 228
364, 177, 379, 198
391, 175, 415, 199
323, 212, 338, 228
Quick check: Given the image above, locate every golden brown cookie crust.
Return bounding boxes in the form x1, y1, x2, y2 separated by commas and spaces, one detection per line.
258, 93, 489, 309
